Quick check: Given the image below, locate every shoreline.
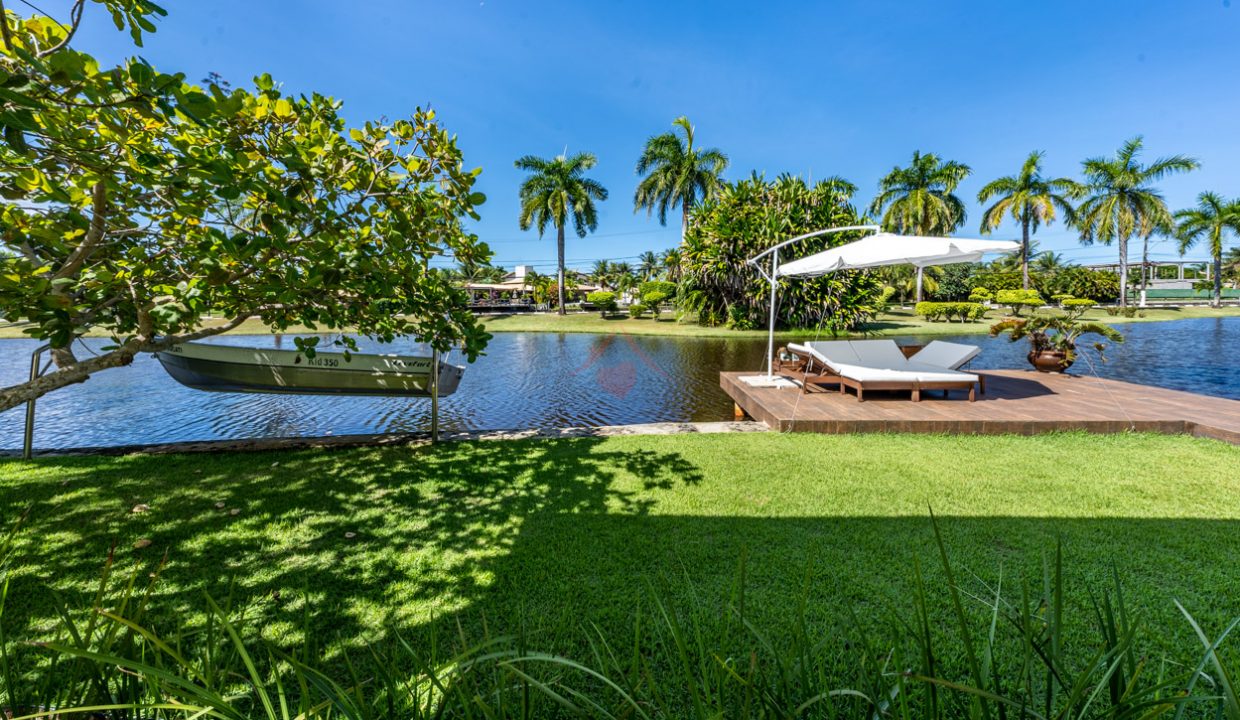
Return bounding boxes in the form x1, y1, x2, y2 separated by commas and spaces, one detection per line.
2, 305, 1237, 342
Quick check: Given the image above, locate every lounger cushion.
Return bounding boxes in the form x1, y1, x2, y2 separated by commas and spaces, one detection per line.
908, 340, 980, 370
833, 363, 977, 384
803, 341, 860, 370
848, 340, 910, 369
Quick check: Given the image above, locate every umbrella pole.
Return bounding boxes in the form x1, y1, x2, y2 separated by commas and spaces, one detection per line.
766, 249, 779, 378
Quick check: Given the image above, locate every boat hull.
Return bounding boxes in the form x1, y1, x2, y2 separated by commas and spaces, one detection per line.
154, 343, 464, 397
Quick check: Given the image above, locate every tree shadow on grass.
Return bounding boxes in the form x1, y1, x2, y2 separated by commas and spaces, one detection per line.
0, 439, 704, 648
2, 444, 1239, 671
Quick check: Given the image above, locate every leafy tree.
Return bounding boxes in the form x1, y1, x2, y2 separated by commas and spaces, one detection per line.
977, 151, 1083, 289
1174, 192, 1240, 308
515, 152, 608, 315
633, 116, 728, 241
1076, 137, 1198, 306
1224, 246, 1240, 286
1043, 267, 1121, 303
0, 6, 489, 412
868, 151, 972, 301
681, 174, 881, 330
928, 263, 978, 302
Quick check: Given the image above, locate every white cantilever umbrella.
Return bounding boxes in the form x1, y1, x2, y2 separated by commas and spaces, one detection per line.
747, 229, 1019, 379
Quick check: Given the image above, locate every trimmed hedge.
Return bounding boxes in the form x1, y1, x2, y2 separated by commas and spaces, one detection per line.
995, 289, 1044, 316
628, 303, 647, 318
915, 301, 987, 322
637, 280, 676, 300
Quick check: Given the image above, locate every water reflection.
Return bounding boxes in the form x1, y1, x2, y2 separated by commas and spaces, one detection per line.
1, 317, 1236, 449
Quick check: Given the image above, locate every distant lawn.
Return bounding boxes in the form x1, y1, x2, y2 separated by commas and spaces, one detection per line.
2, 431, 1239, 677
480, 304, 1240, 338
2, 305, 1237, 341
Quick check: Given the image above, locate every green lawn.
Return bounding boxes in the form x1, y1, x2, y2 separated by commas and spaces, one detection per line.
479, 304, 1240, 338
2, 431, 1239, 673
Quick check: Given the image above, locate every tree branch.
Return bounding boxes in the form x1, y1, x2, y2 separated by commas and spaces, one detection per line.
34, 0, 84, 57
53, 180, 107, 280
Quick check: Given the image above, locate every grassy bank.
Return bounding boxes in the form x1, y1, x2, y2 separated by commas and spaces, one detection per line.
2, 304, 1237, 341
2, 432, 1238, 672
480, 304, 1240, 338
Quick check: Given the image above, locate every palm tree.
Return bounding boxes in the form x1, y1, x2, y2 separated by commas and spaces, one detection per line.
1174, 192, 1240, 308
1076, 137, 1199, 307
977, 151, 1083, 290
637, 251, 660, 281
515, 152, 609, 314
868, 151, 972, 301
634, 116, 729, 241
590, 260, 613, 289
660, 248, 683, 282
1033, 251, 1069, 275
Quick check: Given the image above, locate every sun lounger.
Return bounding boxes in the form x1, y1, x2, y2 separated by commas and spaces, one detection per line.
782, 339, 981, 401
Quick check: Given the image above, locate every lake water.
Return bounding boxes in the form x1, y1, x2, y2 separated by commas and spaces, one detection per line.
2, 317, 1237, 450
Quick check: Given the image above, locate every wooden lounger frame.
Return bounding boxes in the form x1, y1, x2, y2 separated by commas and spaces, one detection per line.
775, 345, 983, 402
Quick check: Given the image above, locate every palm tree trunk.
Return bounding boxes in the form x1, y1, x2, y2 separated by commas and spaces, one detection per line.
1021, 216, 1031, 290
556, 224, 566, 316
1139, 235, 1150, 307
1117, 235, 1129, 308
1213, 243, 1223, 309
681, 197, 691, 243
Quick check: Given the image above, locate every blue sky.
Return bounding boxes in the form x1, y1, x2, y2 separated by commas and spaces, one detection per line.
70, 0, 1240, 273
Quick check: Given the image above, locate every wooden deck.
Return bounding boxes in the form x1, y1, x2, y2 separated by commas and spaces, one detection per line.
720, 370, 1240, 444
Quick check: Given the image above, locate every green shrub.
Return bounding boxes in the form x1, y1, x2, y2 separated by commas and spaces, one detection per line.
1045, 266, 1121, 303
1062, 297, 1095, 318
969, 271, 1025, 292
628, 303, 646, 318
995, 289, 1045, 316
1052, 293, 1075, 305
968, 286, 992, 303
586, 290, 617, 316
915, 301, 986, 323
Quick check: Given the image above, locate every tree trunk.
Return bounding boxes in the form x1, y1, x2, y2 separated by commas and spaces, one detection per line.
1021, 216, 1031, 290
556, 224, 566, 315
1214, 246, 1223, 309
1139, 235, 1150, 308
681, 197, 691, 244
1117, 235, 1129, 308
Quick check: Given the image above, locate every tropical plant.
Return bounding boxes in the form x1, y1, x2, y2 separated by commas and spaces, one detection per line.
991, 314, 1124, 365
1174, 191, 1240, 308
681, 174, 882, 330
878, 264, 941, 304
1225, 246, 1240, 285
1043, 266, 1121, 303
515, 152, 609, 314
634, 116, 729, 241
869, 151, 972, 301
1076, 137, 1199, 306
977, 151, 1083, 289
928, 263, 977, 301
0, 8, 490, 413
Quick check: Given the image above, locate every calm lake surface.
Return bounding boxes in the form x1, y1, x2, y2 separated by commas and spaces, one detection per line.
2, 317, 1237, 450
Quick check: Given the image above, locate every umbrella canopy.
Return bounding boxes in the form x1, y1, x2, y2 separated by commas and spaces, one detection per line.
777, 233, 1020, 278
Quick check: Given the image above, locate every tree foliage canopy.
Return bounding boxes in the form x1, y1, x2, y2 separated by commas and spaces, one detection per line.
0, 4, 490, 411
868, 150, 971, 236
633, 116, 728, 238
680, 174, 882, 330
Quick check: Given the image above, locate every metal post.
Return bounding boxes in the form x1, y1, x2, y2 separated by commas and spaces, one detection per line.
429, 351, 440, 443
765, 249, 779, 378
23, 344, 50, 461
